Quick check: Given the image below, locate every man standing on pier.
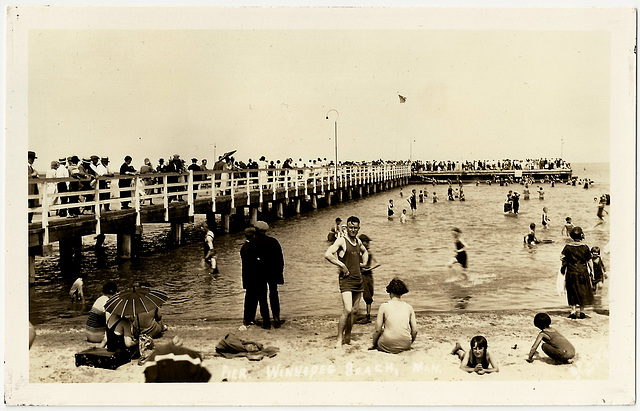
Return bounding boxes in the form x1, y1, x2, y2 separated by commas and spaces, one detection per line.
28, 151, 39, 223
252, 221, 285, 328
118, 155, 137, 209
325, 216, 368, 348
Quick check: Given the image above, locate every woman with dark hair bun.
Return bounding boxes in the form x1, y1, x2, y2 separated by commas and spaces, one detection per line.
370, 278, 417, 354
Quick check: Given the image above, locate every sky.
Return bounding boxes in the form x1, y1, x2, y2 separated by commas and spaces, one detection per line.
16, 7, 629, 169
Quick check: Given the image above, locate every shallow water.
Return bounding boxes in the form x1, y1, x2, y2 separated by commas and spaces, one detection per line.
30, 162, 609, 325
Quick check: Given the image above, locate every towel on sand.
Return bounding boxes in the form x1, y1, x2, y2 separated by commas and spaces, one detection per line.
215, 333, 279, 360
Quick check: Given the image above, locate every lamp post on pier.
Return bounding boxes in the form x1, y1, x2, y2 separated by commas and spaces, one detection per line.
326, 109, 339, 189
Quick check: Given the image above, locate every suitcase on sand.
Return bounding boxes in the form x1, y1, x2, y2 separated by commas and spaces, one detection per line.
75, 347, 131, 370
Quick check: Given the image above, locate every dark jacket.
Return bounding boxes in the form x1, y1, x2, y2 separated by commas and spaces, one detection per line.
252, 234, 285, 284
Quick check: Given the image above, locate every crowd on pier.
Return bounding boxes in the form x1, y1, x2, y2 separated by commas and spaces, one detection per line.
411, 158, 570, 173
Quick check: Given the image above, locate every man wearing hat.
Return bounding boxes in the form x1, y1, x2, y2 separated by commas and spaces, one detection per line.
251, 221, 285, 328
187, 158, 201, 200
55, 157, 70, 216
166, 154, 184, 202
27, 151, 39, 223
139, 158, 155, 205
94, 157, 114, 211
119, 155, 137, 209
240, 226, 270, 328
155, 158, 167, 194
66, 155, 87, 217
45, 160, 60, 214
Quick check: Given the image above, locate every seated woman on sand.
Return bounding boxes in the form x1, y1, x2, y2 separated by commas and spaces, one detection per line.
85, 282, 117, 343
370, 278, 418, 354
133, 308, 166, 339
101, 314, 139, 359
133, 282, 167, 339
451, 335, 499, 374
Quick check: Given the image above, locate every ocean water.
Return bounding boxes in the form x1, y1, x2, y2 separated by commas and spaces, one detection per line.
29, 162, 610, 325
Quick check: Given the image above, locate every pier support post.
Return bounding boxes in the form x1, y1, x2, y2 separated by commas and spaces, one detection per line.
311, 195, 318, 209
358, 187, 363, 197
295, 199, 301, 214
235, 207, 244, 228
117, 232, 134, 259
338, 190, 343, 202
277, 201, 284, 219
348, 188, 353, 200
250, 207, 258, 225
222, 213, 231, 233
29, 255, 36, 284
59, 235, 83, 277
170, 222, 183, 246
327, 192, 333, 206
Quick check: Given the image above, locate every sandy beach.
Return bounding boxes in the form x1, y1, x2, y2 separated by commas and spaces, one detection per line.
29, 309, 609, 384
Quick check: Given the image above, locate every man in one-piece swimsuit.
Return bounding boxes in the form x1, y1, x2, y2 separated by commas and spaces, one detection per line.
325, 216, 369, 348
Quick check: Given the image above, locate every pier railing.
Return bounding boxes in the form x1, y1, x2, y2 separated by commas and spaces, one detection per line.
28, 164, 410, 244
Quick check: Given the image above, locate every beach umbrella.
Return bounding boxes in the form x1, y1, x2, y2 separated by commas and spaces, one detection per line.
104, 286, 168, 318
220, 150, 237, 161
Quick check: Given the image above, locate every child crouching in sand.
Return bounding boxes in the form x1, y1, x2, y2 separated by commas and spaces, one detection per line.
451, 336, 499, 374
526, 313, 575, 364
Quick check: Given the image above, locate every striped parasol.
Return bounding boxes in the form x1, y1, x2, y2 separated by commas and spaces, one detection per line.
104, 286, 168, 317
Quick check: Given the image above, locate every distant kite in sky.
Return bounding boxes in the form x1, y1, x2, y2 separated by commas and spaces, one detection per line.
398, 94, 407, 103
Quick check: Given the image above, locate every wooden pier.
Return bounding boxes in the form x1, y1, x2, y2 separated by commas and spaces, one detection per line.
27, 164, 411, 283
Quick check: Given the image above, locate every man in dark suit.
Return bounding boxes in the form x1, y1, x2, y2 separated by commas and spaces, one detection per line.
252, 221, 285, 328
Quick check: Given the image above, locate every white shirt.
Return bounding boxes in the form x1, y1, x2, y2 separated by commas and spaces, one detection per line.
94, 163, 107, 176
55, 165, 69, 178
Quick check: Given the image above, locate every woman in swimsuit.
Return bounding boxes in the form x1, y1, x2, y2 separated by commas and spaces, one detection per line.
370, 278, 418, 354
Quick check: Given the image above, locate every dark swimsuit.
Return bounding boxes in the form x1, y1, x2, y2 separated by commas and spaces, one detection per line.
106, 317, 137, 359
106, 317, 126, 352
455, 240, 467, 268
338, 238, 363, 293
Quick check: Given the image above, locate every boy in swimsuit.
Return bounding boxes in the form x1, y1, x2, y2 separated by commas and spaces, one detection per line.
524, 223, 540, 245
357, 234, 377, 324
202, 222, 218, 274
447, 228, 468, 279
400, 209, 407, 224
562, 217, 574, 237
387, 199, 395, 218
408, 189, 417, 215
541, 207, 550, 228
325, 216, 369, 348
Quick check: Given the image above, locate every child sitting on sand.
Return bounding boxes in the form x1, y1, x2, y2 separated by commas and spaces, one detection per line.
432, 192, 438, 203
451, 336, 499, 374
526, 313, 575, 364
